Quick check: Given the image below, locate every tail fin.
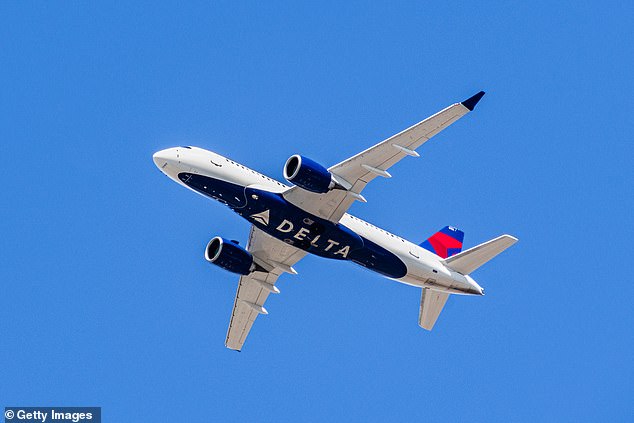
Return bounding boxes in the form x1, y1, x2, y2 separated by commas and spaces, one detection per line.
442, 234, 518, 275
420, 226, 464, 259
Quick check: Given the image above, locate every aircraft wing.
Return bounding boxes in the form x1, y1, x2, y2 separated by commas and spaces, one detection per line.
283, 92, 485, 222
225, 226, 307, 351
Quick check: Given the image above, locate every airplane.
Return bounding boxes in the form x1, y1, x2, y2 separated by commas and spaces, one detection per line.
153, 91, 518, 351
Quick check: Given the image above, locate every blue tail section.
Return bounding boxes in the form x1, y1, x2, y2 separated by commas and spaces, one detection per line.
419, 226, 464, 259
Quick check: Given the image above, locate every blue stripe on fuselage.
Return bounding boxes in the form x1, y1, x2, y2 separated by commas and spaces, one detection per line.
179, 173, 407, 279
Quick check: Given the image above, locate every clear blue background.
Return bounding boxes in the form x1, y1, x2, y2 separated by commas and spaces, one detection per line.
1, 2, 632, 421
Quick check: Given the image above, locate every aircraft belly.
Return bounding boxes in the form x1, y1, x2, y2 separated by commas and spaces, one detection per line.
178, 172, 408, 278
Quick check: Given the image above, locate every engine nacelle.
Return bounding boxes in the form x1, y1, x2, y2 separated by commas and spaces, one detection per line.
283, 155, 336, 193
204, 236, 254, 275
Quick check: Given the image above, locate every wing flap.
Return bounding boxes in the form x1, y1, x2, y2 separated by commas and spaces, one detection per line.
418, 288, 450, 330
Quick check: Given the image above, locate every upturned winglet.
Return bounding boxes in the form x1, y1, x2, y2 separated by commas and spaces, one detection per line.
461, 91, 486, 111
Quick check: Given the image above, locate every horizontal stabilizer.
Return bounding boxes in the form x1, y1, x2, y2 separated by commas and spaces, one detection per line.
418, 288, 450, 330
442, 234, 517, 275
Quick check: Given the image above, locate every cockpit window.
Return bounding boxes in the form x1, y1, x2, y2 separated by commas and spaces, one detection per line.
180, 146, 192, 149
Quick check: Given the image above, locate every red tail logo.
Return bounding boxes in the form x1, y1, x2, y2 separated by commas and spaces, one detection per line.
420, 226, 464, 258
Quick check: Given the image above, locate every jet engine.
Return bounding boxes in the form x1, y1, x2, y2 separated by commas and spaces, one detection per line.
283, 155, 339, 193
204, 236, 254, 275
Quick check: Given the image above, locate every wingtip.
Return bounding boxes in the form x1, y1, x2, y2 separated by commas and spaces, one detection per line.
461, 91, 486, 111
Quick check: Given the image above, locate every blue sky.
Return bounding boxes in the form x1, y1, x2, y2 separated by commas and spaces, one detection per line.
1, 2, 632, 421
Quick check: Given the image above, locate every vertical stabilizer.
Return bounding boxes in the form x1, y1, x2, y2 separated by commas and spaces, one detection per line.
420, 226, 464, 259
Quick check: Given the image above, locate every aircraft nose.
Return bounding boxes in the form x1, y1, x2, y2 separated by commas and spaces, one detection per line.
153, 148, 175, 169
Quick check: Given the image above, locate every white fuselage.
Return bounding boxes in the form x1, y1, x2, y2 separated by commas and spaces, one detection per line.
153, 146, 483, 296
